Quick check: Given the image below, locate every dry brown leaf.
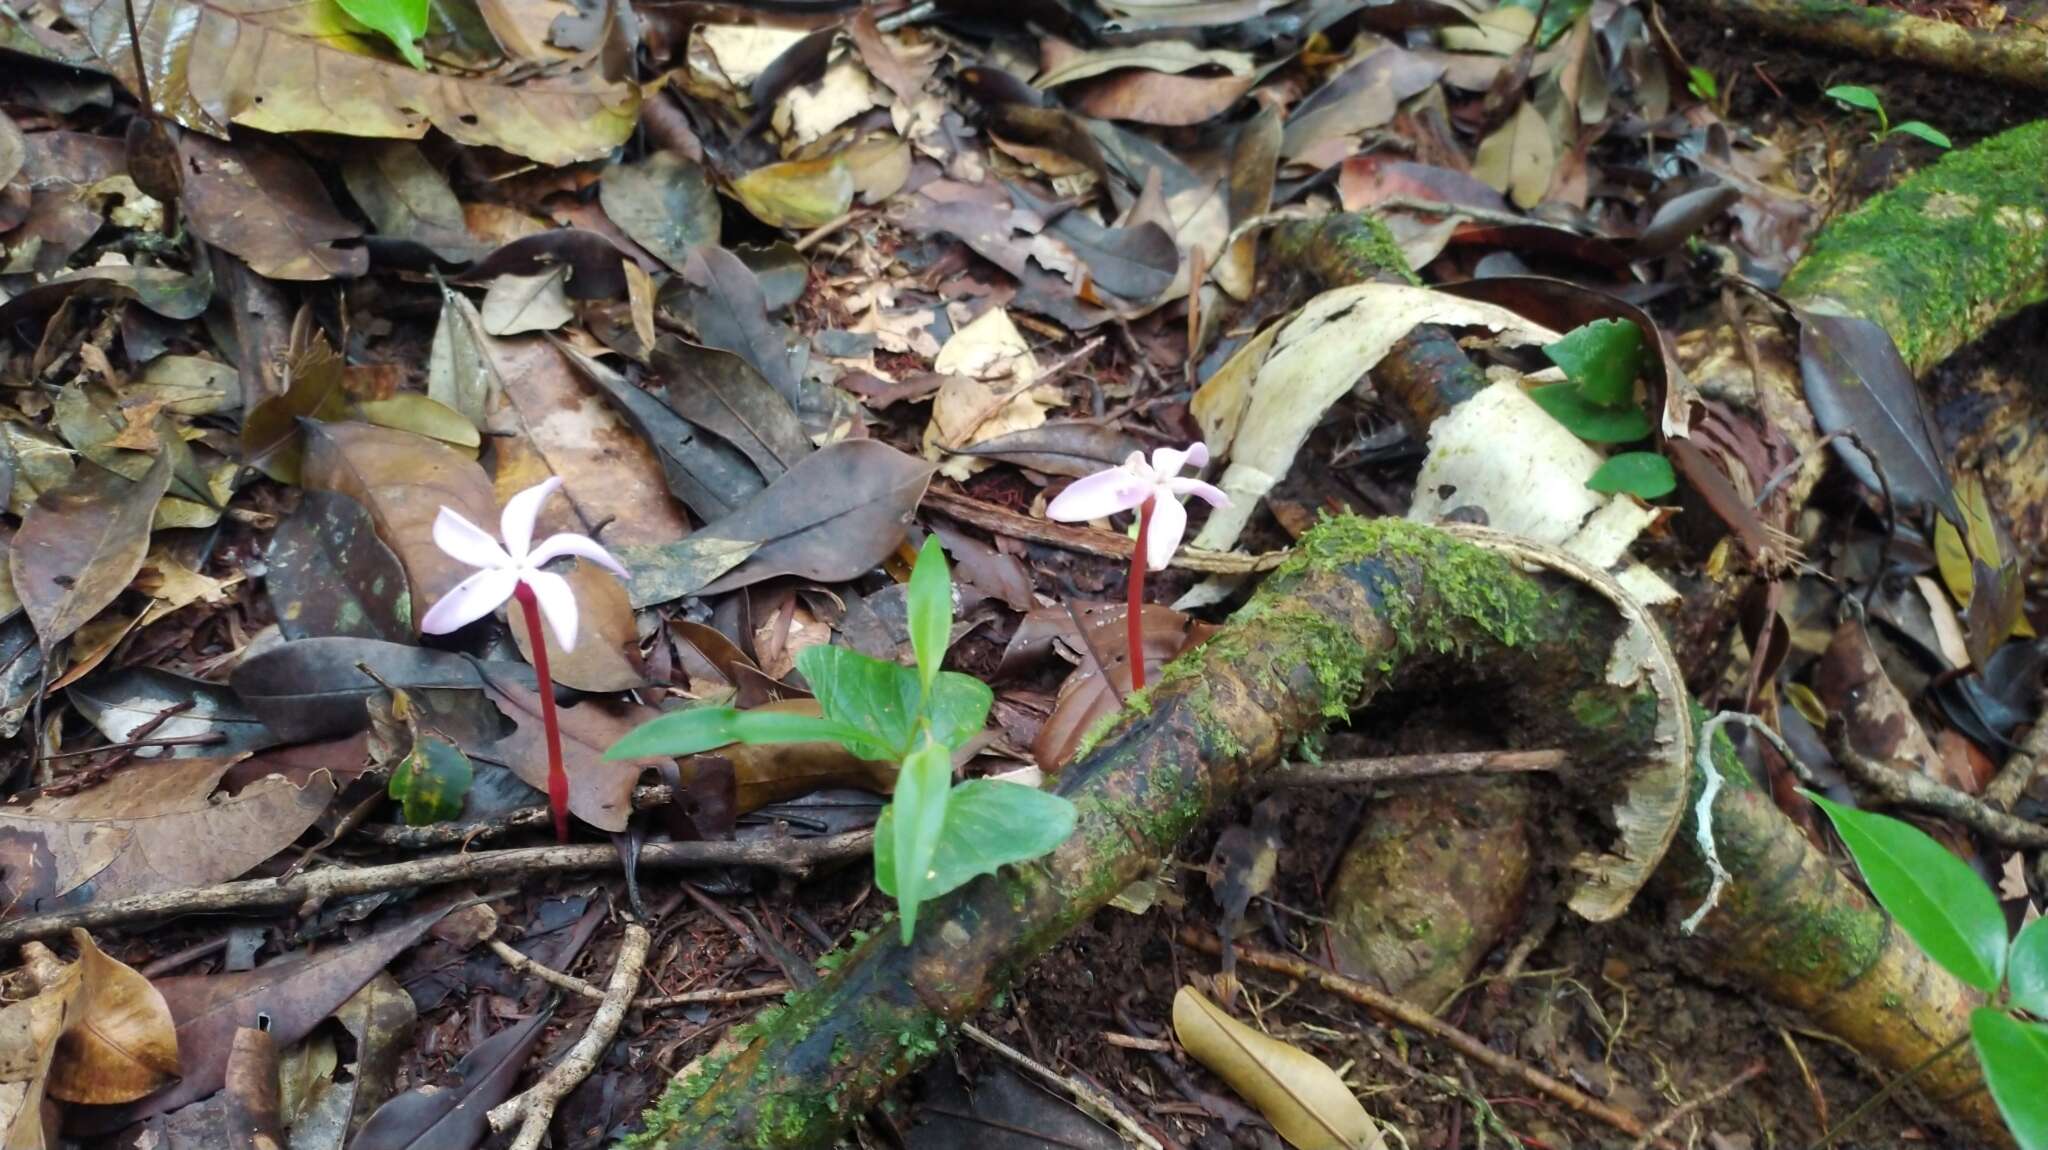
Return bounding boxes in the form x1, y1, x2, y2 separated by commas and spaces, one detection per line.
0, 759, 333, 913
481, 679, 663, 832
481, 268, 575, 336
1472, 100, 1555, 210
922, 308, 1061, 480
44, 931, 179, 1105
507, 559, 647, 692
1172, 987, 1384, 1150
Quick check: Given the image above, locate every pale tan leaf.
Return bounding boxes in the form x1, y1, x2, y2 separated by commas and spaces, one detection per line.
1472, 101, 1555, 210
507, 559, 647, 692
481, 268, 575, 336
1173, 986, 1383, 1150
45, 931, 178, 1105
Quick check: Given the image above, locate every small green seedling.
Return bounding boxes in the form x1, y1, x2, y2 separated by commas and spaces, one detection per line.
1825, 85, 1952, 149
607, 538, 1077, 943
1807, 793, 2048, 1149
336, 0, 431, 69
1527, 318, 1676, 500
1687, 67, 1719, 105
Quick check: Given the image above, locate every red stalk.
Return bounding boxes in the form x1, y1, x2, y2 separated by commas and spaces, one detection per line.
1128, 497, 1151, 692
513, 581, 570, 842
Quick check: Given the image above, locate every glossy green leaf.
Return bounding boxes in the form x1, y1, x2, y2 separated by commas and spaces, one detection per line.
1808, 792, 2008, 992
2008, 917, 2048, 1018
1543, 318, 1644, 408
908, 536, 951, 694
388, 735, 472, 825
1687, 67, 1718, 101
1971, 1009, 2048, 1150
335, 0, 429, 68
1825, 84, 1884, 115
603, 704, 868, 761
1890, 121, 1953, 149
925, 673, 994, 752
1587, 452, 1676, 499
1528, 382, 1653, 443
876, 778, 1077, 941
798, 644, 992, 759
886, 740, 955, 943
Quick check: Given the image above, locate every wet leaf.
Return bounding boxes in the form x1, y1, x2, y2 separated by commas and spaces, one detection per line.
69, 668, 278, 758
731, 155, 854, 230
300, 421, 497, 620
600, 150, 720, 270
62, 0, 638, 164
341, 141, 475, 261
507, 559, 646, 692
388, 734, 472, 825
76, 905, 449, 1128
1798, 309, 1962, 524
266, 490, 413, 643
230, 638, 489, 743
0, 757, 333, 914
176, 133, 367, 281
651, 337, 811, 480
553, 340, 765, 521
351, 1005, 552, 1150
1472, 101, 1554, 210
1173, 986, 1384, 1150
690, 438, 933, 596
12, 451, 172, 650
481, 268, 574, 335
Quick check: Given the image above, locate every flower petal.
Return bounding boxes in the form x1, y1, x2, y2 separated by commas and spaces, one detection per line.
524, 570, 580, 652
527, 533, 630, 579
418, 568, 519, 635
499, 477, 564, 560
1046, 468, 1148, 522
433, 507, 513, 570
1149, 445, 1191, 478
1182, 441, 1209, 470
1167, 477, 1231, 508
1144, 493, 1186, 571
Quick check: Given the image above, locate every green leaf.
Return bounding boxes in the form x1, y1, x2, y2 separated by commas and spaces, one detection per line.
1502, 0, 1591, 44
334, 0, 429, 68
885, 740, 955, 943
925, 671, 994, 752
876, 778, 1077, 936
2009, 917, 2048, 1018
1528, 383, 1654, 443
908, 536, 952, 694
799, 645, 925, 761
1686, 66, 1718, 101
603, 704, 869, 760
1543, 318, 1644, 408
1826, 84, 1884, 115
1889, 121, 1953, 149
1807, 793, 2008, 992
388, 735, 472, 825
1971, 1009, 2048, 1150
1586, 452, 1676, 499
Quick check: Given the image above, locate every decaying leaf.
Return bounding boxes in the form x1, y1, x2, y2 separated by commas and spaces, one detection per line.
175, 133, 367, 281
12, 451, 172, 650
479, 674, 665, 831
266, 490, 415, 643
1472, 101, 1556, 210
1172, 986, 1384, 1150
0, 930, 178, 1146
480, 268, 575, 336
506, 559, 646, 692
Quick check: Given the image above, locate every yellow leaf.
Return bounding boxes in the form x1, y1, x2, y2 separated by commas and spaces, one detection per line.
1473, 102, 1555, 210
732, 157, 855, 229
1172, 986, 1383, 1150
45, 932, 179, 1105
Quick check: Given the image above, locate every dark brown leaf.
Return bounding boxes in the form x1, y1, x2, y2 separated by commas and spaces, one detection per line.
266, 489, 415, 643
553, 340, 765, 521
69, 667, 278, 757
673, 246, 802, 404
351, 1006, 552, 1150
477, 673, 666, 832
957, 422, 1144, 478
690, 439, 934, 596
229, 638, 489, 743
12, 451, 172, 649
175, 133, 366, 281
651, 336, 812, 479
1798, 308, 1963, 524
599, 149, 720, 270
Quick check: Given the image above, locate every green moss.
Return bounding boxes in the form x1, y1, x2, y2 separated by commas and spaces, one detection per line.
1781, 120, 2048, 372
1271, 213, 1421, 287
621, 1052, 736, 1150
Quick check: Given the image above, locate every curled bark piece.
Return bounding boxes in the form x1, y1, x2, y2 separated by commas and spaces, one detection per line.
625, 517, 1675, 1150
1683, 0, 2048, 93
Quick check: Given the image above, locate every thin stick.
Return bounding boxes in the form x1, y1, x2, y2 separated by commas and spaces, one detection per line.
0, 833, 872, 947
1128, 497, 1152, 692
1984, 690, 2048, 810
491, 922, 652, 1150
43, 733, 227, 760
1805, 1031, 1972, 1150
491, 938, 789, 1007
920, 488, 1286, 576
512, 582, 571, 843
1628, 1058, 1765, 1149
963, 1023, 1164, 1150
1269, 749, 1564, 786
1830, 732, 2048, 849
1179, 929, 1671, 1148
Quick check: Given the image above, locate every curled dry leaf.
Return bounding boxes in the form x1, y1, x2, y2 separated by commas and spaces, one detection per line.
62, 0, 638, 165
0, 757, 334, 914
1172, 986, 1384, 1150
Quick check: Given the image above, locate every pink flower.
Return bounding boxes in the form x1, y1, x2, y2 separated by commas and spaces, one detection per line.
1045, 443, 1230, 571
418, 478, 628, 650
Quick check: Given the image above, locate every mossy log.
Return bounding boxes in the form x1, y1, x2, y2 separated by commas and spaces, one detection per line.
1683, 0, 2048, 93
625, 517, 1664, 1150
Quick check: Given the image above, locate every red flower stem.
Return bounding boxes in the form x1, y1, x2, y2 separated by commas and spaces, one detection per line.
513, 581, 570, 843
1129, 497, 1152, 692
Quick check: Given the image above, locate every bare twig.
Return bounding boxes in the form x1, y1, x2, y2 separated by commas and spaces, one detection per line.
920, 488, 1286, 575
1829, 729, 2048, 849
1984, 692, 2048, 811
492, 938, 788, 1007
1629, 1058, 1766, 1149
1269, 749, 1565, 786
962, 1022, 1164, 1150
1180, 929, 1671, 1148
491, 922, 652, 1150
0, 833, 872, 947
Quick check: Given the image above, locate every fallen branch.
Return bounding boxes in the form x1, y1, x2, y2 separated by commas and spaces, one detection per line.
0, 832, 872, 948
1178, 929, 1669, 1148
491, 922, 652, 1150
1268, 748, 1564, 786
1831, 732, 2048, 849
1682, 0, 2048, 92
